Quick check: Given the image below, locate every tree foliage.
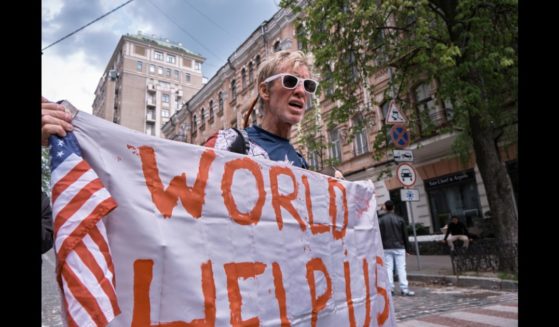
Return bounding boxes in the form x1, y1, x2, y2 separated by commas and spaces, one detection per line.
282, 0, 518, 272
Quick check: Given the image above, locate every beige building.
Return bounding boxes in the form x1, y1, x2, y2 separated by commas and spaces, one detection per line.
162, 6, 517, 235
92, 32, 205, 137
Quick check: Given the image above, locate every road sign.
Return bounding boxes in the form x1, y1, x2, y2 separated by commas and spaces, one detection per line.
400, 188, 419, 202
385, 100, 407, 124
390, 124, 411, 148
396, 163, 417, 187
393, 149, 414, 162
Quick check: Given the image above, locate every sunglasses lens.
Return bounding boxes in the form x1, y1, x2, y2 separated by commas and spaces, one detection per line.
282, 75, 299, 88
304, 80, 317, 93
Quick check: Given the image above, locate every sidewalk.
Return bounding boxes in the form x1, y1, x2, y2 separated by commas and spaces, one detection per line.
404, 255, 518, 291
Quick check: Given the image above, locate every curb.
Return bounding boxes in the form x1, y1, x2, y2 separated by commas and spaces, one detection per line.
407, 273, 518, 291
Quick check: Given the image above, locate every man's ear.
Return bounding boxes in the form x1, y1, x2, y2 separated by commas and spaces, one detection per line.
259, 82, 270, 101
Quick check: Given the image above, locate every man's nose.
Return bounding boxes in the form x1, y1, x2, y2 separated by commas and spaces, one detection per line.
293, 81, 306, 95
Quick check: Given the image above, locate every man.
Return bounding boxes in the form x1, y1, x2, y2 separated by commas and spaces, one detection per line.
378, 200, 415, 296
443, 216, 471, 251
204, 50, 317, 168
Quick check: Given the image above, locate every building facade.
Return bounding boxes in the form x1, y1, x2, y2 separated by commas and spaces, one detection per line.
161, 6, 517, 236
92, 32, 205, 137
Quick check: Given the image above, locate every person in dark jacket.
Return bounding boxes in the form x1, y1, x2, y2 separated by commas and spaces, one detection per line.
443, 216, 470, 251
42, 191, 54, 255
378, 200, 415, 296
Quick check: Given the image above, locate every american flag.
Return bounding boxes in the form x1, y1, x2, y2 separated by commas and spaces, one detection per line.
49, 132, 120, 326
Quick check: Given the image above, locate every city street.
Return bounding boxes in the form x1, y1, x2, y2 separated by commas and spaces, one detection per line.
42, 249, 517, 326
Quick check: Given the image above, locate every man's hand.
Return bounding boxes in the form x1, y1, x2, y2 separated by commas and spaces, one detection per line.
42, 97, 74, 146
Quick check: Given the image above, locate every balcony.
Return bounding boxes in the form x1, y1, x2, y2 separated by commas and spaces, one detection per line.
146, 99, 156, 107
147, 84, 156, 92
176, 89, 183, 97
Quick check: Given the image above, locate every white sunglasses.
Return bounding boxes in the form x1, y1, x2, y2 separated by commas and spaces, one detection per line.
263, 73, 319, 94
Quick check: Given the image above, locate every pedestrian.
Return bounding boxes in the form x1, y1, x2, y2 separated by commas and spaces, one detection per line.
378, 200, 415, 296
42, 191, 54, 255
443, 216, 471, 252
204, 50, 318, 168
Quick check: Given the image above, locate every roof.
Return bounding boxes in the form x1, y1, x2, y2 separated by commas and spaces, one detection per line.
125, 32, 205, 61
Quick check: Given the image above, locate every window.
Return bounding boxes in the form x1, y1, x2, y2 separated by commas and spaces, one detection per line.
136, 61, 143, 72
147, 108, 155, 120
158, 66, 163, 75
162, 93, 170, 105
353, 116, 369, 155
146, 124, 154, 136
209, 100, 214, 121
329, 129, 342, 162
134, 45, 146, 56
415, 82, 438, 132
149, 64, 155, 73
305, 94, 314, 111
248, 62, 254, 84
273, 40, 281, 52
161, 109, 170, 118
231, 79, 237, 101
159, 81, 171, 90
218, 92, 224, 113
185, 73, 191, 83
381, 101, 392, 145
194, 61, 201, 71
174, 70, 180, 80
183, 58, 192, 68
200, 108, 206, 129
296, 25, 306, 50
165, 68, 171, 77
241, 68, 247, 90
308, 151, 321, 170
154, 51, 164, 61
192, 114, 197, 129
255, 55, 261, 68
167, 55, 176, 64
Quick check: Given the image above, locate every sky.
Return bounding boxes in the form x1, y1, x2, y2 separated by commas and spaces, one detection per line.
42, 0, 281, 113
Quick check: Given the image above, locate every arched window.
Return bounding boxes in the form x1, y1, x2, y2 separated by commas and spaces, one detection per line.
255, 55, 261, 68
273, 40, 281, 52
231, 79, 237, 100
218, 91, 224, 114
241, 68, 247, 90
209, 100, 214, 121
248, 62, 254, 84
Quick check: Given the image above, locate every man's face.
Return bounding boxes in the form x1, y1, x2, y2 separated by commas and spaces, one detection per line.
264, 63, 311, 126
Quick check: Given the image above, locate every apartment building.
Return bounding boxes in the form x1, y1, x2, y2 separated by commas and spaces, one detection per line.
161, 6, 517, 235
92, 32, 205, 137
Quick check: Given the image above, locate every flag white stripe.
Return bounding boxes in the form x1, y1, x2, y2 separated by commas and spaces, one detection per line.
50, 153, 83, 187
55, 188, 113, 253
62, 272, 97, 327
67, 250, 116, 320
83, 231, 115, 288
51, 168, 100, 215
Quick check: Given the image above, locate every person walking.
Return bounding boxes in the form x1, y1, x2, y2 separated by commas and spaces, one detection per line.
378, 200, 415, 296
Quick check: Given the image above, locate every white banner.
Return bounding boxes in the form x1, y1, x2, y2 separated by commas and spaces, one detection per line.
71, 111, 396, 327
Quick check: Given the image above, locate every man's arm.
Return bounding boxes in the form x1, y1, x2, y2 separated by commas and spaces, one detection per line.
41, 192, 54, 254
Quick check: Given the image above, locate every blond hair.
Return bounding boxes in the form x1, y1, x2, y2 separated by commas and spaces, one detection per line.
257, 50, 313, 85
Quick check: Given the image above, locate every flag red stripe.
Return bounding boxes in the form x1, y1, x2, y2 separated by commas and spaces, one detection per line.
52, 160, 90, 204
89, 226, 118, 286
54, 178, 106, 235
56, 197, 117, 285
62, 294, 79, 327
75, 241, 120, 315
62, 264, 109, 326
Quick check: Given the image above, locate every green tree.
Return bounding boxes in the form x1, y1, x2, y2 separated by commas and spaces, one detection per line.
42, 147, 51, 193
282, 0, 517, 272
